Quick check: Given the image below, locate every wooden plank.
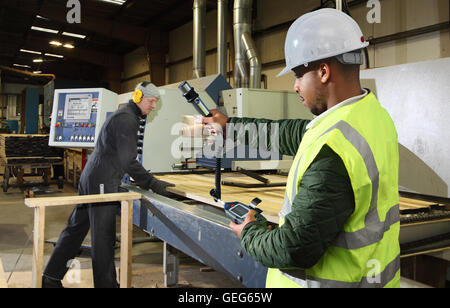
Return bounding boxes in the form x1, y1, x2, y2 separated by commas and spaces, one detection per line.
25, 192, 142, 208
0, 134, 49, 137
159, 173, 287, 223
120, 200, 133, 288
232, 160, 293, 171
0, 259, 8, 288
32, 207, 45, 288
400, 197, 438, 207
158, 173, 446, 224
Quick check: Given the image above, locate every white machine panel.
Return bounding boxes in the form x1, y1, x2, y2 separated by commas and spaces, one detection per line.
361, 58, 450, 198
119, 88, 218, 173
222, 88, 313, 120
49, 88, 118, 148
118, 87, 314, 173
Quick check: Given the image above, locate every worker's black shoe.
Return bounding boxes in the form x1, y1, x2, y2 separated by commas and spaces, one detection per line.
42, 275, 64, 288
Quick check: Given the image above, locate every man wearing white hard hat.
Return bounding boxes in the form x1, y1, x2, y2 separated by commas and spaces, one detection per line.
203, 9, 400, 288
42, 82, 174, 288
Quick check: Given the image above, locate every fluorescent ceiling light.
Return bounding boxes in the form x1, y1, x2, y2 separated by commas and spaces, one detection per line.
50, 41, 63, 46
20, 49, 42, 55
62, 32, 86, 39
98, 0, 126, 5
33, 71, 42, 74
13, 64, 31, 69
31, 26, 59, 34
36, 15, 49, 21
45, 53, 64, 58
63, 44, 75, 49
33, 59, 44, 63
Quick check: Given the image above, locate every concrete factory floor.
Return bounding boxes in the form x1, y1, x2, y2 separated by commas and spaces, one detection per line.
0, 175, 242, 288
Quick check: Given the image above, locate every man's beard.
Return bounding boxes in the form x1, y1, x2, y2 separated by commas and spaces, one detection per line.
310, 94, 327, 116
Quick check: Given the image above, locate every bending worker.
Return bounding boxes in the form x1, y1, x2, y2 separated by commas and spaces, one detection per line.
43, 82, 174, 288
203, 9, 400, 288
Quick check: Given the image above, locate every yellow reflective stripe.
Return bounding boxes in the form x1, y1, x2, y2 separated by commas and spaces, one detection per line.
279, 270, 308, 288
280, 254, 400, 288
282, 120, 398, 249
321, 120, 379, 211
321, 120, 398, 249
332, 204, 400, 249
280, 154, 302, 218
280, 192, 290, 218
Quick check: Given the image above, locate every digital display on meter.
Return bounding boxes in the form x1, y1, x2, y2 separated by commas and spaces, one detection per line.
64, 94, 93, 121
223, 198, 266, 225
229, 203, 250, 217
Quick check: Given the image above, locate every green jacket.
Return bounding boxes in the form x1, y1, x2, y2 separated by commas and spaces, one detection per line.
229, 117, 355, 269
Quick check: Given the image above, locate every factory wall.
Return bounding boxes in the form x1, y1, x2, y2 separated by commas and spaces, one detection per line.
121, 47, 153, 94
120, 0, 449, 93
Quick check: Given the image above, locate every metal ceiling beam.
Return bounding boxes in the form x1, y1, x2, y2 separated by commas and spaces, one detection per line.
140, 0, 190, 27
109, 0, 137, 20
141, 0, 218, 30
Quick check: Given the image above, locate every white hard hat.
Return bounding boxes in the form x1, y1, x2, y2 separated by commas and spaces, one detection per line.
278, 8, 369, 77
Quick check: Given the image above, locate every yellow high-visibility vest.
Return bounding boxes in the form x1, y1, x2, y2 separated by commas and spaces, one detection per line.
267, 92, 400, 288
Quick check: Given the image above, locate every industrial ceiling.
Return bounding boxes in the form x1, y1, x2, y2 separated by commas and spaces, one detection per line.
0, 0, 220, 85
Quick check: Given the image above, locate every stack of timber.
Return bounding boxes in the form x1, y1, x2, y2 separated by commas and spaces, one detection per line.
0, 134, 63, 165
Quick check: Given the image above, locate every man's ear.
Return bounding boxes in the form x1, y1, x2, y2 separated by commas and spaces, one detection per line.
319, 62, 331, 84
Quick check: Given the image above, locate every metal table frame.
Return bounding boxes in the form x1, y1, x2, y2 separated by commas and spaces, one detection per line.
123, 184, 268, 288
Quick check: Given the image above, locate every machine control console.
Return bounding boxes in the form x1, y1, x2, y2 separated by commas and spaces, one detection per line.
49, 88, 118, 148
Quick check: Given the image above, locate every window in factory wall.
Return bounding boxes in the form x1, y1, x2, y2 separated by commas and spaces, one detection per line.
11, 95, 21, 117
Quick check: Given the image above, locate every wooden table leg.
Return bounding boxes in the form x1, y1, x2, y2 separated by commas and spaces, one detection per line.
17, 167, 24, 186
32, 207, 46, 288
0, 258, 8, 288
43, 167, 51, 186
120, 200, 133, 288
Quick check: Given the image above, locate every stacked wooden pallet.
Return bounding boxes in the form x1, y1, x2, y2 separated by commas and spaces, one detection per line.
0, 134, 63, 164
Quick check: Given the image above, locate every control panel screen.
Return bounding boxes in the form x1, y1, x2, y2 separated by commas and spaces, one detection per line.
64, 94, 93, 121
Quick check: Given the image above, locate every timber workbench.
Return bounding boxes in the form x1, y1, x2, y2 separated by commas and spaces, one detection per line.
24, 192, 141, 288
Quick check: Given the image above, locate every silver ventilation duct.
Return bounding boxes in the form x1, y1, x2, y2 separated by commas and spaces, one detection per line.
241, 31, 261, 88
217, 0, 228, 78
193, 0, 206, 78
233, 0, 260, 88
233, 0, 251, 88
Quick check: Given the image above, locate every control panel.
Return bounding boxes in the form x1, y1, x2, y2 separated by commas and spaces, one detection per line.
49, 88, 118, 148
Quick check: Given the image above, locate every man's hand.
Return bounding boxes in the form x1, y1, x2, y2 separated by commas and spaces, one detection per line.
150, 179, 175, 197
229, 210, 257, 239
202, 109, 229, 130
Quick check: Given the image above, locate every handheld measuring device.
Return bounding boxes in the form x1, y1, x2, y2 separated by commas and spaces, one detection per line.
213, 193, 267, 225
